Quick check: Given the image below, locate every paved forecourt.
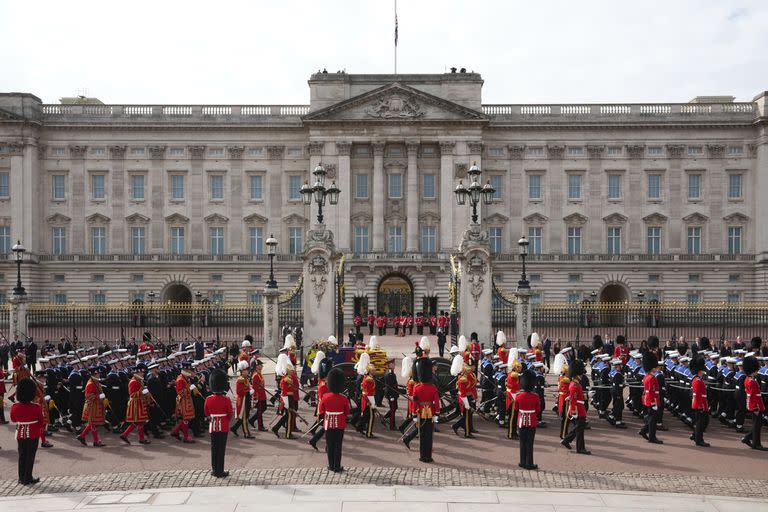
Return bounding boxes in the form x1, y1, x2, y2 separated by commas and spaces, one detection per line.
1, 334, 766, 497
1, 484, 768, 512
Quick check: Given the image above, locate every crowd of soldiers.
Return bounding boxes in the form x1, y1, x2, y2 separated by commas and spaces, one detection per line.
354, 311, 452, 337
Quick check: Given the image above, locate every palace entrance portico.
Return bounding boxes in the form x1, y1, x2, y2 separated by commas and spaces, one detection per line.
376, 273, 414, 316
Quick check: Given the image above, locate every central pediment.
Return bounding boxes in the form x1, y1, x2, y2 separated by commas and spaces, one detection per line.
303, 83, 487, 123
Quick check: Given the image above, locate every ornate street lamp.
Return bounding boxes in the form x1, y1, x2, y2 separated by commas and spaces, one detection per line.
147, 291, 156, 304
300, 163, 340, 225
637, 291, 645, 303
195, 291, 203, 303
12, 240, 26, 296
517, 236, 530, 289
454, 162, 494, 224
590, 290, 597, 302
265, 233, 278, 289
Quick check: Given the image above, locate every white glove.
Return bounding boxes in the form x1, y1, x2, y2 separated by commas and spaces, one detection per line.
282, 395, 290, 408
413, 417, 418, 423
367, 396, 376, 408
588, 390, 596, 398
433, 415, 439, 423
44, 395, 51, 401
461, 397, 470, 409
189, 384, 197, 391
99, 393, 106, 400
652, 405, 658, 411
569, 414, 577, 420
142, 388, 149, 395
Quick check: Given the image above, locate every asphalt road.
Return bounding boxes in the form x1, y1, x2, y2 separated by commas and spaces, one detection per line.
1, 335, 765, 480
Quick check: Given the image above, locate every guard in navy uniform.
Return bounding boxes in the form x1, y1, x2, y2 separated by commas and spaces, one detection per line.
479, 350, 495, 413
382, 358, 399, 430
607, 358, 627, 428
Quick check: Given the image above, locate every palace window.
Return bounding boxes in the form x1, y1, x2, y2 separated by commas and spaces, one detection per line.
567, 227, 582, 255
209, 227, 225, 255
52, 227, 66, 255
52, 175, 66, 200
727, 226, 742, 255
171, 175, 185, 200
647, 174, 661, 199
728, 174, 742, 199
687, 174, 701, 199
91, 227, 106, 254
0, 227, 9, 254
54, 293, 67, 304
607, 227, 621, 254
210, 175, 224, 200
249, 175, 263, 200
423, 174, 436, 199
567, 174, 581, 200
528, 227, 542, 255
288, 227, 302, 254
687, 292, 701, 303
354, 226, 369, 253
249, 227, 264, 255
355, 174, 369, 199
727, 146, 743, 156
388, 174, 402, 198
687, 146, 703, 156
208, 148, 224, 158
131, 175, 145, 200
567, 147, 583, 156
288, 175, 302, 200
0, 172, 9, 198
170, 227, 185, 254
169, 147, 185, 157
91, 174, 105, 200
647, 147, 663, 156
249, 293, 263, 305
131, 227, 145, 254
727, 293, 740, 304
607, 147, 622, 156
421, 226, 437, 253
489, 227, 502, 253
647, 227, 661, 255
490, 175, 502, 200
93, 274, 105, 282
528, 174, 541, 200
688, 274, 701, 283
608, 174, 622, 199
92, 292, 106, 304
388, 226, 403, 253
687, 227, 701, 255
527, 147, 544, 157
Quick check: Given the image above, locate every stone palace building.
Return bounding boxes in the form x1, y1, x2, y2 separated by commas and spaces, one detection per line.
0, 71, 766, 321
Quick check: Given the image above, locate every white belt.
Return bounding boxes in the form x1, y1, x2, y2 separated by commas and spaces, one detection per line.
209, 414, 227, 417
519, 409, 535, 413
576, 400, 584, 404
325, 411, 344, 416
16, 421, 36, 425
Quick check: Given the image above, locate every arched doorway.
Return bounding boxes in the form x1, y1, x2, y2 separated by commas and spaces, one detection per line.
163, 283, 192, 303
376, 273, 414, 316
600, 283, 629, 303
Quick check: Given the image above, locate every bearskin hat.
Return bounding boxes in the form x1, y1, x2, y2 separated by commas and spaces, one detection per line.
642, 351, 659, 373
519, 369, 536, 393
699, 337, 711, 351
416, 358, 433, 383
592, 335, 603, 350
568, 359, 585, 379
576, 345, 591, 362
689, 355, 705, 374
647, 335, 660, 349
742, 356, 759, 376
318, 357, 334, 380
750, 337, 763, 350
16, 377, 36, 404
209, 369, 229, 394
326, 368, 345, 394
615, 335, 626, 345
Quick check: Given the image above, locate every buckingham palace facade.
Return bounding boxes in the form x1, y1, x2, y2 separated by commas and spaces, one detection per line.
0, 71, 767, 320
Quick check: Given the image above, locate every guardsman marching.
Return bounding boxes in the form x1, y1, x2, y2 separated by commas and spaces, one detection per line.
689, 355, 710, 447
230, 360, 253, 438
248, 359, 268, 431
10, 351, 30, 401
403, 358, 441, 463
469, 333, 481, 371
561, 359, 590, 455
382, 358, 399, 430
367, 310, 376, 336
398, 356, 416, 433
272, 352, 296, 439
505, 352, 521, 440
639, 352, 663, 445
607, 358, 627, 428
0, 365, 7, 424
170, 361, 196, 443
77, 366, 107, 447
452, 353, 476, 438
514, 370, 541, 470
613, 335, 629, 366
205, 369, 233, 478
415, 313, 424, 336
32, 371, 53, 448
309, 351, 334, 450
354, 314, 362, 335
319, 368, 350, 472
121, 364, 151, 444
554, 353, 570, 438
356, 352, 377, 438
239, 340, 252, 363
496, 331, 508, 366
10, 378, 44, 485
742, 356, 766, 450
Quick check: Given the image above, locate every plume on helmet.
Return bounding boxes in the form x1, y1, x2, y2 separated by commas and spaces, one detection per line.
507, 347, 520, 371
237, 360, 249, 372
401, 356, 413, 379
327, 335, 338, 346
457, 335, 468, 352
355, 352, 371, 376
496, 330, 507, 347
368, 336, 379, 349
553, 352, 567, 376
311, 350, 326, 375
450, 354, 464, 376
283, 334, 296, 350
419, 336, 430, 351
275, 353, 290, 377
530, 332, 541, 348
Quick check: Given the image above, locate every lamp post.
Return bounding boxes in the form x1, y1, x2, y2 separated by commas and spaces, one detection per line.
453, 162, 495, 224
195, 291, 202, 303
11, 240, 26, 296
147, 291, 155, 304
637, 291, 645, 303
265, 234, 278, 289
517, 236, 530, 289
300, 163, 341, 225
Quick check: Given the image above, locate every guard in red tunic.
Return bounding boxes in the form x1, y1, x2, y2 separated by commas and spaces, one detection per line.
230, 361, 253, 438
561, 359, 590, 454
451, 355, 476, 438
309, 352, 333, 450
171, 361, 196, 443
469, 333, 481, 371
319, 368, 350, 472
238, 340, 252, 363
638, 352, 663, 444
415, 313, 424, 335
496, 331, 508, 366
0, 366, 7, 424
33, 371, 53, 448
689, 355, 709, 447
9, 352, 30, 401
272, 353, 296, 439
121, 365, 151, 445
367, 310, 376, 336
514, 370, 541, 470
205, 369, 233, 478
77, 367, 106, 447
248, 359, 268, 431
613, 335, 630, 366
742, 356, 766, 450
356, 352, 377, 438
403, 358, 441, 463
353, 314, 362, 334
556, 361, 571, 439
10, 378, 44, 485
505, 357, 522, 440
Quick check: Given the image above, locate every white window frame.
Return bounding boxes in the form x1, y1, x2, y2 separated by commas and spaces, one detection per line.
355, 174, 369, 199
421, 225, 437, 253
131, 226, 145, 255
388, 173, 403, 199
209, 227, 225, 255
91, 173, 106, 200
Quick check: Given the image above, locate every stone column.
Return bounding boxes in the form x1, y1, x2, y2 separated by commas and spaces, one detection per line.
406, 142, 419, 251
372, 142, 386, 251
266, 146, 285, 242
188, 146, 205, 253
69, 145, 88, 252
514, 287, 533, 348
110, 145, 127, 252
456, 225, 492, 343
302, 227, 341, 343
336, 142, 352, 252
262, 287, 281, 356
228, 146, 245, 253
439, 141, 455, 251
9, 293, 29, 340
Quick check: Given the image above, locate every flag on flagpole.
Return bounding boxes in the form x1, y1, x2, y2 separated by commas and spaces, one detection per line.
395, 3, 398, 46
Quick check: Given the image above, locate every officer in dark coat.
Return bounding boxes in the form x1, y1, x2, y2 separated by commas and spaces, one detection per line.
145, 363, 166, 438
67, 369, 85, 431
382, 358, 399, 430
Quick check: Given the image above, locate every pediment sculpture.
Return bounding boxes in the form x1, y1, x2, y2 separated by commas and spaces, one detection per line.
365, 94, 425, 119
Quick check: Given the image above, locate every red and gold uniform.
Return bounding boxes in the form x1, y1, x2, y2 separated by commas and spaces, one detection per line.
250, 370, 267, 430
122, 376, 150, 443
358, 374, 376, 437
318, 391, 350, 471
744, 375, 765, 448
12, 354, 30, 385
613, 345, 629, 366
171, 373, 195, 442
638, 371, 661, 443
0, 367, 7, 424
238, 349, 251, 362
513, 390, 541, 469
78, 376, 106, 446
469, 341, 481, 367
11, 399, 45, 484
230, 373, 252, 437
505, 369, 521, 439
497, 346, 508, 366
273, 371, 295, 438
404, 381, 441, 461
691, 375, 708, 412
453, 367, 476, 437
33, 379, 51, 447
204, 392, 233, 476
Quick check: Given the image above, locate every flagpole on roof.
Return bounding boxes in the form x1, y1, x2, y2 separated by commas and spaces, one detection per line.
394, 0, 398, 74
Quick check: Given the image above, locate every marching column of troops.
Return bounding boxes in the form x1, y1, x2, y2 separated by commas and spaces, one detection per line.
2, 329, 767, 486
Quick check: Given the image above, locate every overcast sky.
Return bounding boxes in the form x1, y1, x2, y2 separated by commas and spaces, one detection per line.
1, 0, 765, 105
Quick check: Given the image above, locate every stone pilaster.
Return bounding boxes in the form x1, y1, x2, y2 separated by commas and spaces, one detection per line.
9, 293, 29, 339
266, 146, 285, 243
228, 146, 244, 253
406, 141, 419, 251
302, 227, 341, 343
372, 142, 386, 251
336, 141, 352, 252
188, 146, 205, 253
69, 145, 87, 252
262, 287, 281, 356
514, 287, 533, 347
439, 141, 455, 250
456, 225, 492, 342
